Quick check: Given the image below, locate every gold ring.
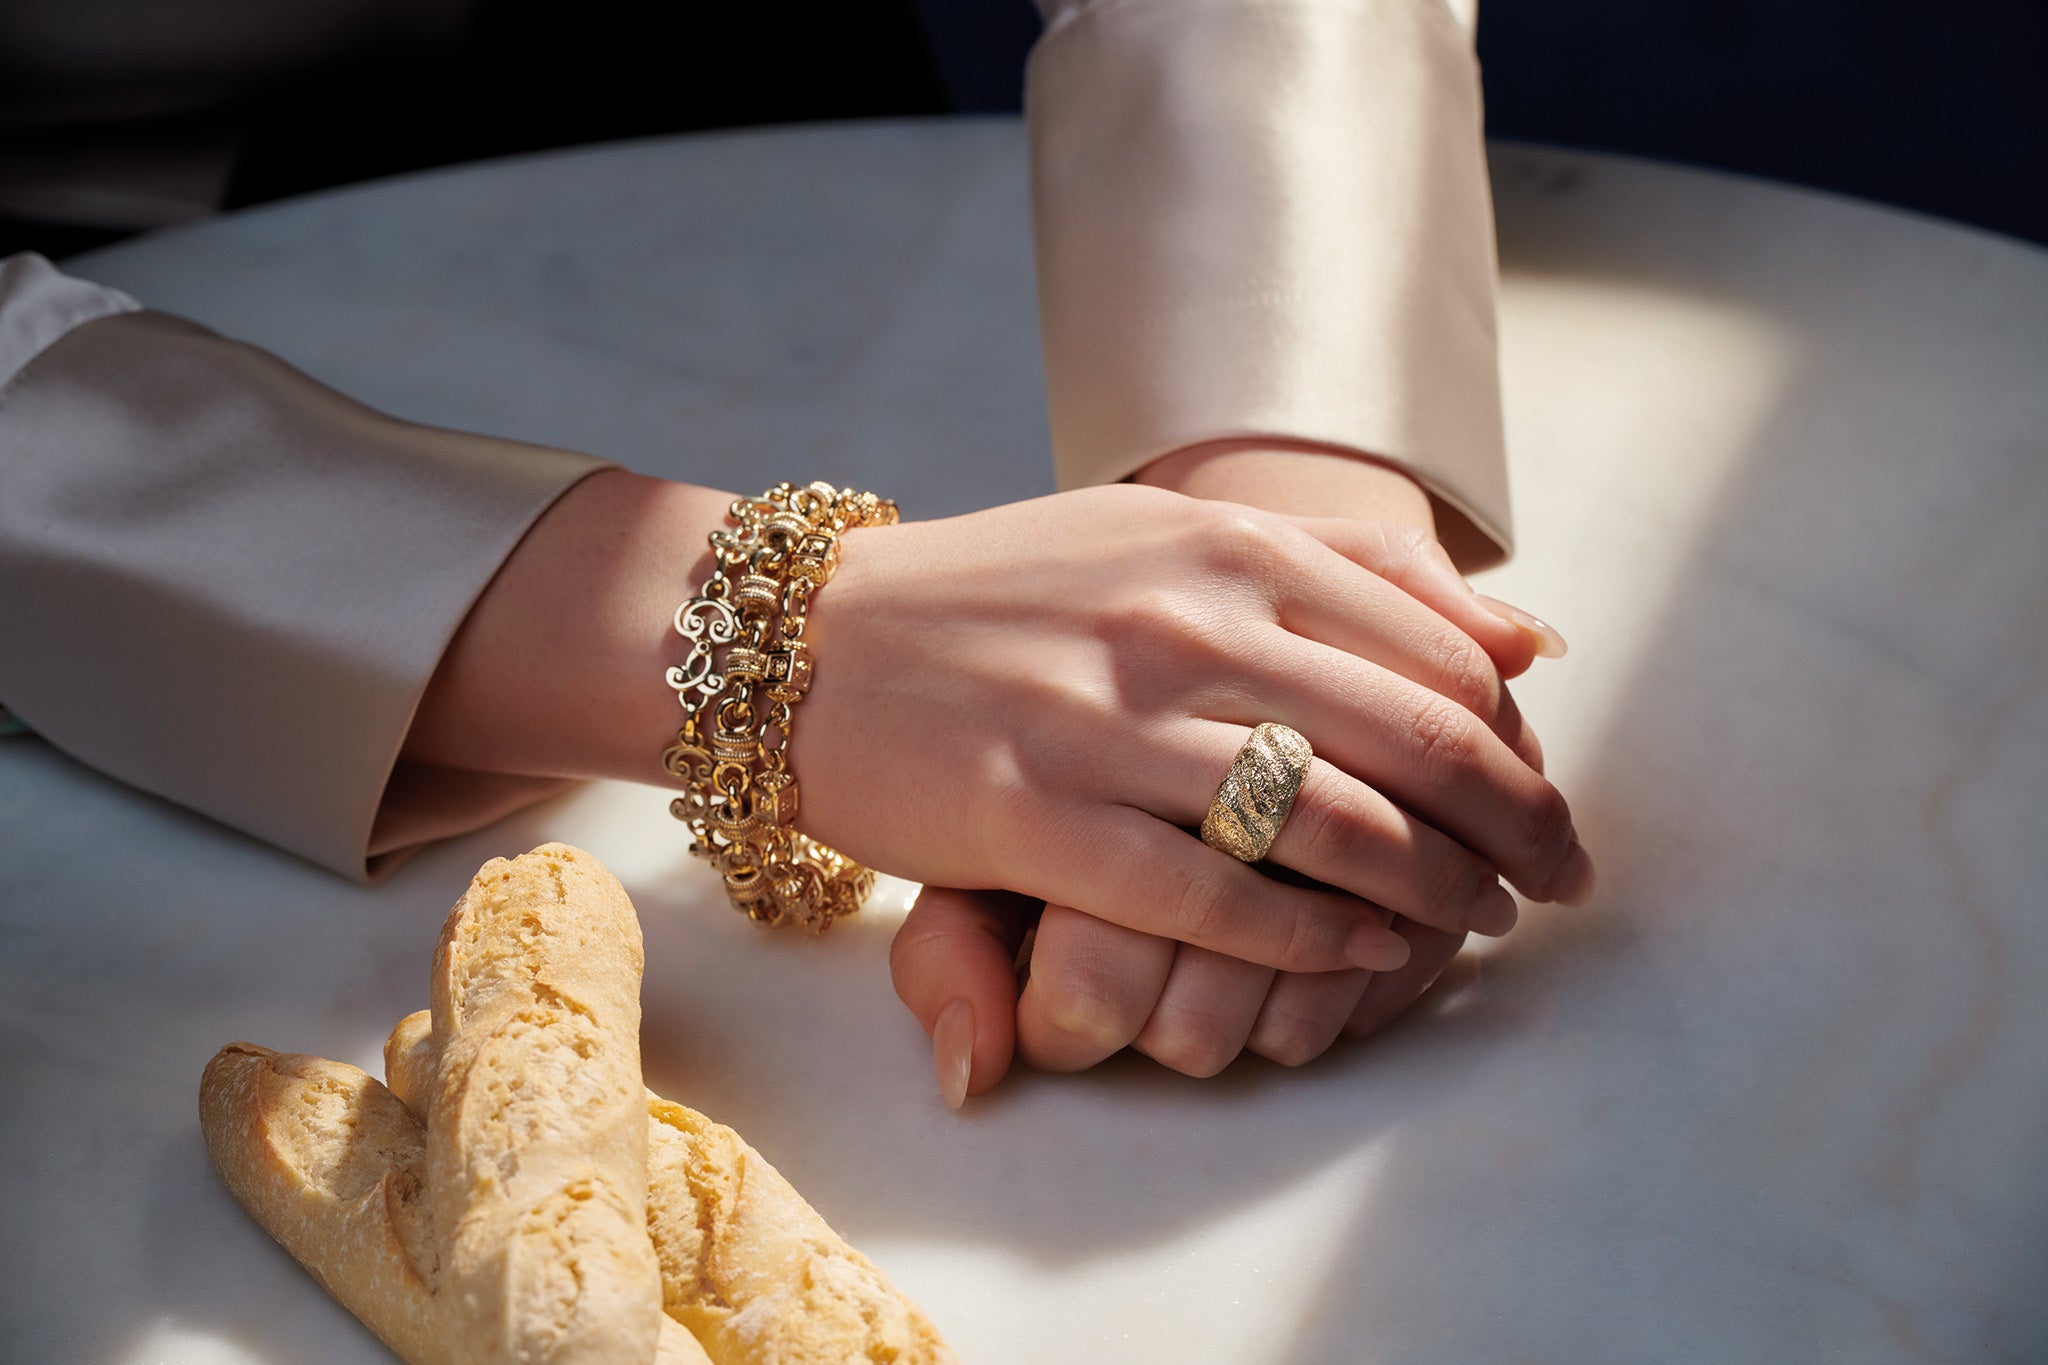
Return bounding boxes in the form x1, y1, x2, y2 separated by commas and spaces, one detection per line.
1200, 722, 1313, 863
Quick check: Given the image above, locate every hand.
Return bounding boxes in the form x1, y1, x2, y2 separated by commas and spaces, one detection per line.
795, 482, 1581, 939
889, 445, 1588, 1104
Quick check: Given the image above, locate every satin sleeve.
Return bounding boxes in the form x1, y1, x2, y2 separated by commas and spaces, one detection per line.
0, 254, 609, 880
1028, 0, 1511, 561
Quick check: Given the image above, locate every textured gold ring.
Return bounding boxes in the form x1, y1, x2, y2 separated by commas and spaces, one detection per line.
1200, 722, 1313, 863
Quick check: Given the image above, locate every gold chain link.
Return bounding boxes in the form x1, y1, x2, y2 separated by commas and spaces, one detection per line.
660, 481, 898, 932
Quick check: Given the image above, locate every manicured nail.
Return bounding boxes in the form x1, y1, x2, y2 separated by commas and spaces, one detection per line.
933, 1000, 974, 1111
1466, 882, 1519, 937
1548, 838, 1597, 907
1346, 921, 1411, 972
1478, 595, 1567, 658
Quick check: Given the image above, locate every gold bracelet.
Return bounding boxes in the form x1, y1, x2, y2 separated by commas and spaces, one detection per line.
660, 480, 898, 932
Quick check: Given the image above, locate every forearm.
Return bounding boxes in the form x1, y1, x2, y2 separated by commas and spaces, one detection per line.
403, 469, 733, 786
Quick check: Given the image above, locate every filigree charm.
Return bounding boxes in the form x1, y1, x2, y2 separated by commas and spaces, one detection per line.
667, 596, 741, 702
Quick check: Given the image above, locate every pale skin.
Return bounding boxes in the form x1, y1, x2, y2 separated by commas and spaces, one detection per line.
405, 442, 1592, 1107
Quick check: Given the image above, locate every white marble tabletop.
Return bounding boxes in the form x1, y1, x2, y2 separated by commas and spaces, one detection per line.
3, 118, 2045, 1363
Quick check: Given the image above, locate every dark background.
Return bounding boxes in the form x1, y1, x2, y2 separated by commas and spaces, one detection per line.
2, 0, 2043, 259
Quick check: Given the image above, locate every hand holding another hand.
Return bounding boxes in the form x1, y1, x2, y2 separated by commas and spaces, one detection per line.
775, 447, 1591, 1105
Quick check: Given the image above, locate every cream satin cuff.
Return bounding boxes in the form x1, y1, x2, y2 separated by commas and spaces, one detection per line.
0, 310, 608, 880
1028, 0, 1512, 561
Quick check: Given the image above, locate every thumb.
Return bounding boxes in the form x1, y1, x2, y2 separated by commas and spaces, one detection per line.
1292, 517, 1566, 680
890, 886, 1039, 1109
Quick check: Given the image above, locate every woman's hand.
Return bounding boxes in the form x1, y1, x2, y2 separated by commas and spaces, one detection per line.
886, 445, 1588, 1105
794, 482, 1582, 960
892, 889, 1478, 1105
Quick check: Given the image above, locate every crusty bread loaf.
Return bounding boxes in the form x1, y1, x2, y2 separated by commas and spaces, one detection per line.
426, 843, 662, 1365
643, 1093, 954, 1365
204, 999, 710, 1355
199, 1045, 711, 1365
206, 841, 946, 1365
199, 1045, 445, 1364
388, 1011, 954, 1365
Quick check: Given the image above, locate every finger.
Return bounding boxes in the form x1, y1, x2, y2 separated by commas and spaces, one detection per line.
891, 886, 1038, 1107
1201, 633, 1586, 903
1500, 686, 1544, 776
1290, 517, 1564, 680
1264, 527, 1544, 772
1343, 919, 1470, 1040
1017, 904, 1176, 1072
1132, 719, 1522, 939
1132, 945, 1275, 1078
1245, 966, 1375, 1067
1022, 803, 1411, 974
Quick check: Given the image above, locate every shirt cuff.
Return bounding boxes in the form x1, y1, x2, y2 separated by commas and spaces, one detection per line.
0, 307, 609, 880
1027, 0, 1512, 561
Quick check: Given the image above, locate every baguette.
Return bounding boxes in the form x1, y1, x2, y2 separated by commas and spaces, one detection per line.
199, 1045, 711, 1365
389, 1012, 954, 1364
426, 843, 663, 1365
199, 1045, 444, 1363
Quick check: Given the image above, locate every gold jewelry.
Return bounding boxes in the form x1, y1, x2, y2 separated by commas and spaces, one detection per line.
1200, 722, 1313, 863
661, 480, 898, 932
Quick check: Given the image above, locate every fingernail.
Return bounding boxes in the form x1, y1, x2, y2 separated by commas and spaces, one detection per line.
1346, 920, 1411, 972
933, 1000, 974, 1111
1466, 882, 1519, 937
1547, 838, 1598, 907
1478, 595, 1567, 658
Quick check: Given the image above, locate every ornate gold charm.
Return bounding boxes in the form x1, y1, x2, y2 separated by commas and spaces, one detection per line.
661, 480, 898, 932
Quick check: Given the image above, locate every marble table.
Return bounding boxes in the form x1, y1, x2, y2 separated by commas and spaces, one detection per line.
4, 118, 2044, 1363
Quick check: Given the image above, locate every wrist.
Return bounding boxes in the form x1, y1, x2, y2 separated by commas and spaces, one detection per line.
1129, 438, 1437, 534
405, 468, 737, 786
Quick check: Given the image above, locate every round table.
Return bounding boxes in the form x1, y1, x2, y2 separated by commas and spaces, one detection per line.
4, 118, 2044, 1363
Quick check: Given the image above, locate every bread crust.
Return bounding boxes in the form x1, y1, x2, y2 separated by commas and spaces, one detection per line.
199, 1042, 711, 1365
426, 843, 662, 1365
643, 1094, 954, 1365
198, 1045, 446, 1364
389, 1011, 954, 1364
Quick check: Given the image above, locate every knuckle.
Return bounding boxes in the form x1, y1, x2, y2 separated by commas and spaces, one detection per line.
1253, 1010, 1334, 1068
1424, 853, 1485, 929
1037, 956, 1145, 1051
1144, 1022, 1239, 1079
1201, 508, 1287, 581
1272, 896, 1342, 973
1407, 695, 1480, 788
1495, 689, 1545, 774
1169, 867, 1239, 947
1427, 626, 1502, 720
1288, 777, 1372, 875
1520, 783, 1576, 877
